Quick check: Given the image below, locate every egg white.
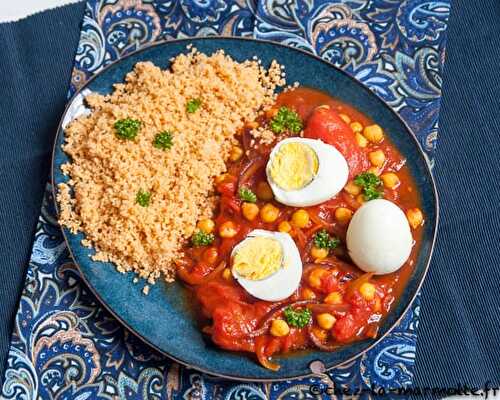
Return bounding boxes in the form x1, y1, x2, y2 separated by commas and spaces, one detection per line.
346, 199, 413, 275
266, 137, 349, 207
231, 229, 302, 301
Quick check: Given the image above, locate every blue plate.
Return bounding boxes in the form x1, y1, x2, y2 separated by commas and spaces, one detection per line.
52, 37, 438, 381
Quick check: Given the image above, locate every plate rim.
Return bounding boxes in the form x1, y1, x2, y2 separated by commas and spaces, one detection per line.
51, 35, 440, 382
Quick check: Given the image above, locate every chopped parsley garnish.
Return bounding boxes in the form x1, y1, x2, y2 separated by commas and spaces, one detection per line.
186, 98, 202, 113
114, 118, 141, 140
354, 172, 383, 201
191, 230, 215, 247
283, 306, 312, 328
269, 106, 303, 134
238, 187, 257, 203
136, 189, 151, 207
313, 229, 340, 251
153, 131, 173, 150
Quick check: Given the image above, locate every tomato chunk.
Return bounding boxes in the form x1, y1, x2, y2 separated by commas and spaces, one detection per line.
304, 107, 370, 178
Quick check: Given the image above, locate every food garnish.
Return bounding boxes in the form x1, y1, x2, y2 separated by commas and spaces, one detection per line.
136, 189, 151, 207
153, 131, 174, 150
269, 106, 303, 134
186, 98, 202, 113
191, 230, 215, 247
114, 118, 141, 140
238, 187, 257, 203
313, 229, 340, 251
283, 306, 312, 328
354, 172, 383, 201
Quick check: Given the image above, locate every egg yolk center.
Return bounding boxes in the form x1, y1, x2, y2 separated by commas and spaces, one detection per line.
269, 142, 319, 191
232, 237, 283, 280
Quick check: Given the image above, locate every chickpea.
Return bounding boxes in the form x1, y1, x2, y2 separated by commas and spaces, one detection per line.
356, 194, 366, 205
311, 246, 329, 260
266, 107, 279, 119
317, 313, 336, 330
350, 121, 363, 133
260, 203, 280, 223
324, 291, 343, 305
197, 218, 215, 234
202, 247, 218, 264
381, 172, 400, 189
359, 282, 376, 301
311, 327, 328, 342
368, 150, 386, 167
215, 174, 229, 184
219, 221, 238, 238
222, 268, 232, 280
242, 202, 259, 221
229, 146, 244, 162
406, 208, 424, 229
339, 113, 351, 124
270, 319, 290, 337
367, 166, 381, 176
334, 207, 353, 225
256, 181, 274, 201
278, 220, 292, 233
291, 209, 310, 228
355, 132, 368, 148
363, 124, 384, 143
302, 288, 317, 300
344, 181, 362, 196
308, 268, 328, 289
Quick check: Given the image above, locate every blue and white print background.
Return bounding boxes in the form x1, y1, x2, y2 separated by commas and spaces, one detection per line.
1, 1, 450, 399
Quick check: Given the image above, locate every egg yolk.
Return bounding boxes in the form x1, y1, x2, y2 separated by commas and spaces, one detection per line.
269, 142, 319, 190
232, 237, 283, 280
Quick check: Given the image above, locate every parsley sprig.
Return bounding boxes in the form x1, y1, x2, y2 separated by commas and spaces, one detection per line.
269, 107, 303, 134
283, 306, 312, 328
313, 229, 340, 251
186, 98, 202, 113
114, 118, 141, 140
191, 231, 215, 247
354, 172, 383, 201
153, 131, 174, 150
238, 187, 257, 203
136, 189, 151, 207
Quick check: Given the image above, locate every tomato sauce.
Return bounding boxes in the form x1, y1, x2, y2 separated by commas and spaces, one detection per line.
176, 87, 424, 370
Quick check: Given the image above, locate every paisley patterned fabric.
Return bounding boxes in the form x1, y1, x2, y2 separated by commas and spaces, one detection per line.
1, 1, 449, 398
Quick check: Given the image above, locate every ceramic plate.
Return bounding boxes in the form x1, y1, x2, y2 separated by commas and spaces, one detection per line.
52, 37, 438, 381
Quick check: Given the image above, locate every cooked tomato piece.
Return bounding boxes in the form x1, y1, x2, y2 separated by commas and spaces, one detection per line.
211, 303, 257, 352
304, 107, 370, 178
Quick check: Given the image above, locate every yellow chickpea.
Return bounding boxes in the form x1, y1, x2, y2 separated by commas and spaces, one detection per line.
215, 174, 229, 184
256, 181, 274, 201
350, 121, 363, 133
339, 113, 351, 124
302, 288, 317, 300
363, 124, 384, 143
291, 209, 310, 228
270, 319, 290, 337
344, 181, 362, 196
219, 221, 238, 238
317, 313, 336, 330
266, 107, 279, 119
381, 172, 400, 189
406, 208, 424, 229
335, 207, 353, 225
222, 268, 232, 280
324, 291, 343, 305
368, 150, 386, 167
367, 166, 381, 176
197, 218, 215, 234
241, 202, 259, 221
311, 327, 328, 342
359, 282, 376, 301
311, 246, 329, 260
308, 268, 328, 289
356, 194, 366, 205
229, 146, 244, 162
260, 203, 280, 223
278, 220, 292, 233
355, 132, 368, 148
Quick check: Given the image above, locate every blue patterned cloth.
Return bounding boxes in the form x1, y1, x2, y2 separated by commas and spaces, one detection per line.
1, 1, 450, 399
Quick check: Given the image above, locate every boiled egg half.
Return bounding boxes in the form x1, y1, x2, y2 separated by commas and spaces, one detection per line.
266, 137, 348, 207
231, 229, 302, 301
346, 199, 413, 275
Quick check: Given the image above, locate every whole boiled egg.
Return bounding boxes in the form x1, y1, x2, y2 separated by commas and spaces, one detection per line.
266, 137, 348, 207
346, 199, 413, 275
231, 229, 302, 301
